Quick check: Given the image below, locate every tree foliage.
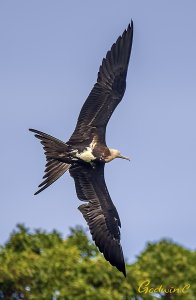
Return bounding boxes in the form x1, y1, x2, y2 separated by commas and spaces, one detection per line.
128, 239, 196, 300
0, 224, 195, 300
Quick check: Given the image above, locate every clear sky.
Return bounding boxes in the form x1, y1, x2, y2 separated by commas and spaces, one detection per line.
0, 0, 196, 263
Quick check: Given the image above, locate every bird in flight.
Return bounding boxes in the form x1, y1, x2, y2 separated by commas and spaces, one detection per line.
29, 22, 133, 277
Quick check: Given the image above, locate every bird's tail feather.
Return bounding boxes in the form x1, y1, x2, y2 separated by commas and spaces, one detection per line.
29, 128, 71, 195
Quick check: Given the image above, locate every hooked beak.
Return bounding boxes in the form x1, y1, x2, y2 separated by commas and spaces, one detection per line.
118, 154, 130, 161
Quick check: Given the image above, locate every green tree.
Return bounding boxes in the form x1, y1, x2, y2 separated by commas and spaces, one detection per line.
0, 224, 133, 300
128, 239, 196, 300
0, 225, 195, 300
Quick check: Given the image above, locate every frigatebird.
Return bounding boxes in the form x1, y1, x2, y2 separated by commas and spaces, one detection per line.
29, 22, 133, 277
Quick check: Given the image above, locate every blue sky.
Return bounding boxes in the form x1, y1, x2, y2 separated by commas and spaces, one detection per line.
0, 0, 196, 262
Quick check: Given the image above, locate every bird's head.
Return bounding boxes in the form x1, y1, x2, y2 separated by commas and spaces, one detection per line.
106, 149, 130, 162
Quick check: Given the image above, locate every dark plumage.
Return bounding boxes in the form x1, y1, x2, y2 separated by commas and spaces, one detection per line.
29, 22, 133, 276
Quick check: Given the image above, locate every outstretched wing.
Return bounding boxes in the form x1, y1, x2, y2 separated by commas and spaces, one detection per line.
69, 163, 126, 276
69, 22, 133, 145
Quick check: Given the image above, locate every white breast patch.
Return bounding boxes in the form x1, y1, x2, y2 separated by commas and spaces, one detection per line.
76, 147, 96, 162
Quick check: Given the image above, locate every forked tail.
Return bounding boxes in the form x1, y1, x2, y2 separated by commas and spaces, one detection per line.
29, 129, 71, 195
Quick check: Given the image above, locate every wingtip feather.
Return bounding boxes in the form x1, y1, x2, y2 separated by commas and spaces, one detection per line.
122, 268, 126, 277
34, 190, 40, 196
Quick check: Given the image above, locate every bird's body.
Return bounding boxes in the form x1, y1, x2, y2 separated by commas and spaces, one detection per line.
29, 22, 133, 277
